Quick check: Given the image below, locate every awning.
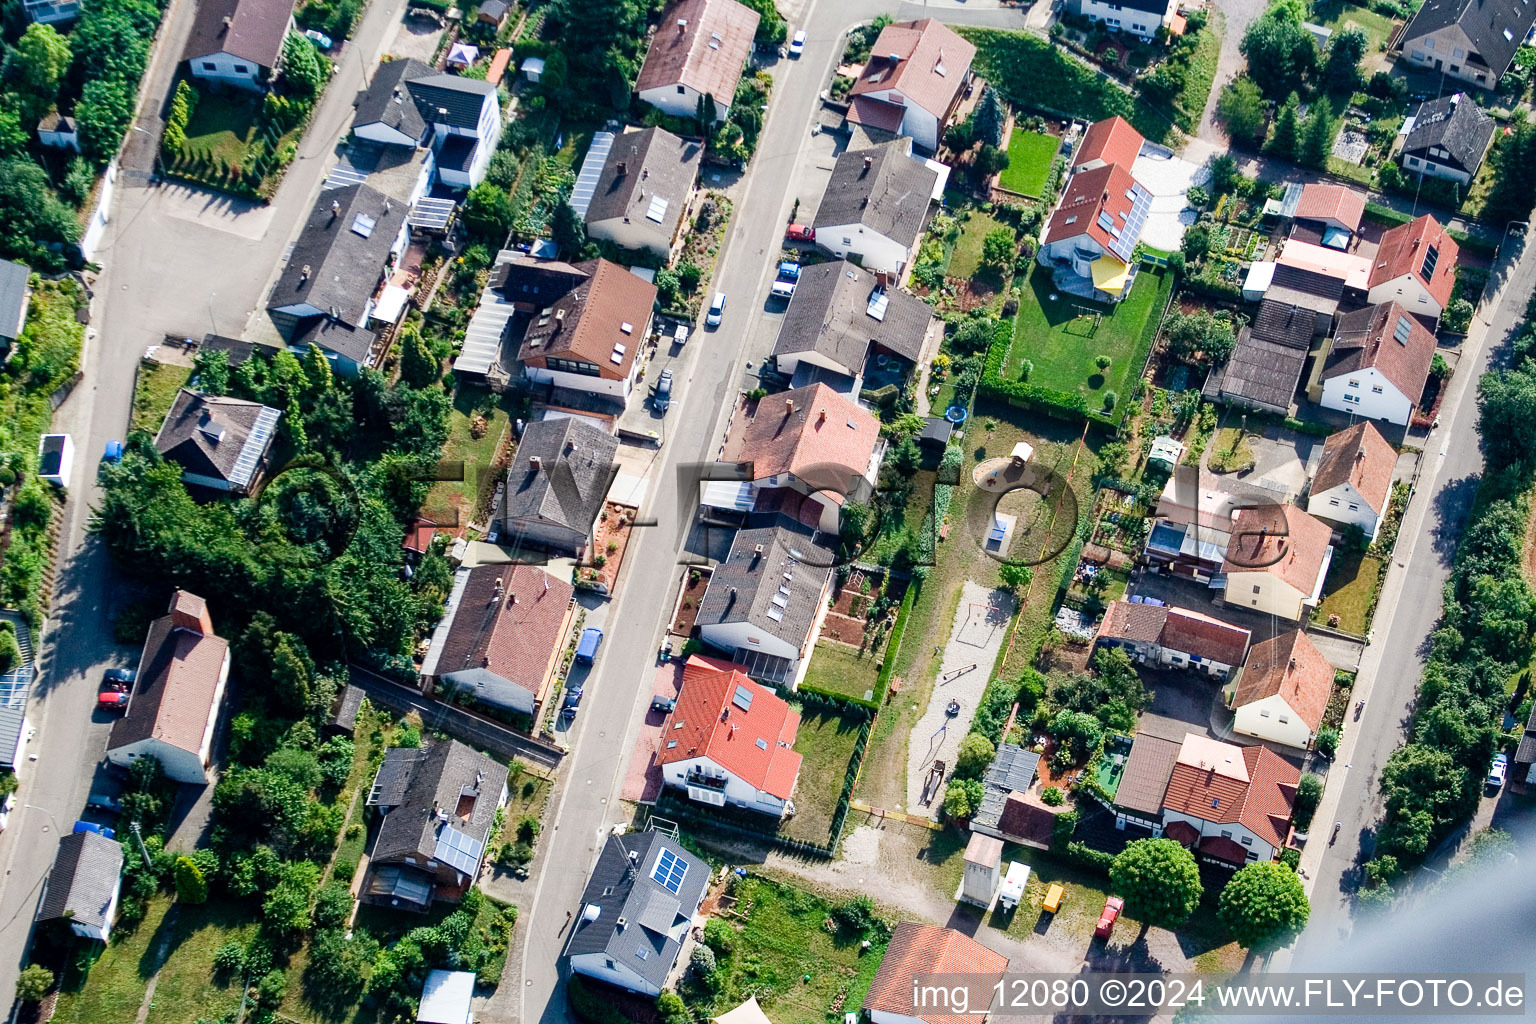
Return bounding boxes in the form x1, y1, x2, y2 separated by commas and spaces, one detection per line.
714, 997, 774, 1024
371, 284, 411, 324
1322, 225, 1351, 250
1091, 255, 1130, 294
701, 479, 759, 512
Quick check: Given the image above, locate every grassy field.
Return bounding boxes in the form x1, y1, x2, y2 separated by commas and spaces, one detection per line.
865, 468, 936, 565
801, 640, 882, 702
947, 210, 1010, 280
52, 898, 173, 1024
691, 876, 889, 1024
1171, 25, 1221, 133
1312, 549, 1383, 636
143, 903, 261, 1024
419, 385, 525, 527
1000, 130, 1058, 196
781, 705, 866, 845
181, 86, 262, 167
1007, 265, 1172, 413
1313, 0, 1397, 50
131, 360, 193, 434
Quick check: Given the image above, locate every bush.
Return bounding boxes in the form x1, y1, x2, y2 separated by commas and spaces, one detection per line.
256, 969, 287, 1008
829, 895, 876, 933
1292, 772, 1323, 831
943, 778, 984, 820
174, 855, 208, 904
213, 941, 245, 976
1315, 727, 1340, 759
312, 880, 354, 930
15, 965, 52, 1003
689, 943, 717, 975
1040, 785, 1064, 806
703, 917, 737, 954
955, 733, 996, 779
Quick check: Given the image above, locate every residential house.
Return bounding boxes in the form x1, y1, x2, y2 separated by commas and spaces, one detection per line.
1402, 94, 1496, 186
1095, 599, 1252, 681
35, 112, 79, 152
1204, 298, 1318, 415
656, 655, 804, 816
1513, 702, 1536, 792
1306, 421, 1398, 540
22, 0, 80, 26
1069, 0, 1179, 37
511, 259, 658, 399
1398, 0, 1536, 89
106, 591, 231, 784
0, 260, 30, 348
418, 971, 475, 1024
1367, 214, 1458, 318
493, 416, 618, 557
695, 518, 835, 686
1111, 731, 1182, 832
772, 261, 932, 383
1275, 238, 1374, 291
566, 831, 709, 996
969, 742, 1043, 840
183, 0, 297, 91
1313, 301, 1438, 425
863, 923, 1009, 1024
1220, 504, 1335, 622
1040, 121, 1153, 303
719, 383, 882, 532
846, 18, 976, 152
582, 127, 702, 258
1144, 465, 1251, 579
813, 139, 940, 275
350, 58, 504, 187
635, 0, 760, 122
1291, 183, 1366, 249
1230, 629, 1334, 749
362, 739, 508, 910
1259, 264, 1346, 336
266, 183, 409, 373
36, 831, 123, 941
1159, 733, 1300, 865
420, 564, 576, 720
153, 389, 280, 495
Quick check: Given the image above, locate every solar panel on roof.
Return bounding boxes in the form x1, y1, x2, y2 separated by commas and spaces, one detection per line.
228, 406, 281, 488
1393, 316, 1412, 344
652, 847, 688, 893
1420, 244, 1439, 281
434, 825, 485, 876
351, 213, 377, 238
1097, 211, 1114, 232
646, 195, 669, 223
569, 131, 615, 219
733, 684, 753, 711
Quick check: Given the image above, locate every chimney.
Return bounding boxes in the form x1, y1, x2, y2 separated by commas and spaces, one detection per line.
817, 408, 827, 424
863, 155, 873, 172
529, 455, 542, 470
1288, 657, 1298, 670
616, 161, 628, 176
221, 14, 231, 31
330, 199, 341, 218
168, 590, 213, 636
784, 398, 795, 416
300, 264, 311, 281
677, 16, 687, 32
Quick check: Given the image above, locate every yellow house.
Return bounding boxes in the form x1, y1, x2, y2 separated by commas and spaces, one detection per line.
1220, 505, 1334, 622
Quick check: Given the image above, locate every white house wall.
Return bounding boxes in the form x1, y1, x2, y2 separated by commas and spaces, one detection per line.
1224, 571, 1310, 622
354, 121, 421, 148
1078, 0, 1171, 37
189, 50, 265, 90
107, 737, 206, 783
197, 653, 232, 771
1161, 808, 1274, 863
1232, 694, 1315, 748
639, 83, 731, 123
1318, 367, 1414, 426
1367, 274, 1443, 317
524, 364, 631, 397
661, 754, 788, 815
1307, 483, 1382, 540
568, 952, 660, 997
816, 223, 912, 275
699, 620, 799, 663
1403, 152, 1473, 186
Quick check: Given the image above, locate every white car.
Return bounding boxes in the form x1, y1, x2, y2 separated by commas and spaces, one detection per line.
706, 292, 726, 327
0, 793, 13, 833
789, 29, 805, 56
1486, 753, 1508, 789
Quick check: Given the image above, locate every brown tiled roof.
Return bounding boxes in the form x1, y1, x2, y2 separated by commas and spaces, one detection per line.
1073, 116, 1145, 170
431, 565, 574, 698
1324, 301, 1438, 405
1164, 819, 1200, 845
846, 95, 908, 134
636, 0, 760, 105
995, 792, 1061, 847
1311, 421, 1396, 517
1369, 215, 1458, 309
1221, 504, 1333, 597
1098, 601, 1251, 666
657, 657, 802, 799
1234, 630, 1333, 733
1162, 735, 1298, 849
1199, 834, 1249, 864
518, 259, 657, 380
184, 0, 296, 68
864, 923, 1009, 1024
1043, 162, 1140, 253
1113, 732, 1181, 816
109, 591, 228, 757
723, 383, 879, 488
1294, 184, 1366, 233
849, 19, 975, 120
1097, 600, 1165, 646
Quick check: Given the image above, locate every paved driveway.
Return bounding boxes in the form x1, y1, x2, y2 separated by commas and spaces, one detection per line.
1205, 423, 1323, 502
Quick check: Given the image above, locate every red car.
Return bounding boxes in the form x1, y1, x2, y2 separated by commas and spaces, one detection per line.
97, 676, 131, 713
1094, 896, 1124, 939
785, 224, 815, 242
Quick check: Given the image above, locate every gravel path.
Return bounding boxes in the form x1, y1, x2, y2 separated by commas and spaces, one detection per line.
904, 581, 1018, 819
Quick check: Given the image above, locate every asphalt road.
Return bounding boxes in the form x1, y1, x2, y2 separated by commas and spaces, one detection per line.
1291, 228, 1535, 962
0, 0, 410, 1005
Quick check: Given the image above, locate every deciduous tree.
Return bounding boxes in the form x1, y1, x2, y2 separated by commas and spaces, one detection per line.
1216, 78, 1266, 144
1109, 838, 1203, 938
1218, 862, 1309, 950
1240, 10, 1317, 100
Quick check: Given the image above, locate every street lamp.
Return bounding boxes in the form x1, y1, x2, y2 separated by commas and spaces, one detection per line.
23, 804, 60, 834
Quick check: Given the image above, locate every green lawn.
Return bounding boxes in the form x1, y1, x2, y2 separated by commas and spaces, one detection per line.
142, 903, 261, 1024
999, 130, 1059, 197
419, 385, 526, 527
865, 468, 936, 565
1312, 549, 1383, 636
52, 898, 172, 1024
1171, 25, 1220, 133
947, 210, 1009, 280
801, 640, 882, 702
1006, 265, 1172, 417
684, 876, 889, 1024
1313, 0, 1397, 50
181, 85, 263, 168
780, 705, 866, 845
131, 360, 193, 434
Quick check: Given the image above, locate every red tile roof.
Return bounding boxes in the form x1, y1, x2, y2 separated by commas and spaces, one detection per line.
846, 95, 908, 134
519, 259, 658, 381
1294, 184, 1366, 233
1324, 301, 1438, 406
864, 923, 1009, 1024
849, 19, 976, 121
1073, 116, 1145, 171
1234, 629, 1334, 733
1043, 162, 1140, 252
1199, 834, 1249, 864
1369, 214, 1458, 309
1098, 600, 1252, 667
637, 0, 760, 105
1162, 735, 1298, 849
1221, 504, 1333, 597
1311, 421, 1396, 517
432, 565, 575, 698
657, 657, 803, 799
723, 383, 879, 488
1164, 819, 1200, 845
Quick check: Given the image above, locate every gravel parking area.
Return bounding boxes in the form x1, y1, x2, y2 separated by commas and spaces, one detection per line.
904, 581, 1017, 819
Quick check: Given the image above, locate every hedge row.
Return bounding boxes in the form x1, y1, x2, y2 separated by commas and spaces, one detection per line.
875, 581, 919, 699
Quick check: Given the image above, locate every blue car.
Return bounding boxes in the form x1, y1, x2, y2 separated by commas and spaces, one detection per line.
574, 627, 603, 665
73, 820, 116, 840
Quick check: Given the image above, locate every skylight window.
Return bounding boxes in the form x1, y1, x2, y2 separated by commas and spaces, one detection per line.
733, 684, 754, 711
1393, 316, 1412, 345
351, 213, 377, 237
1420, 243, 1440, 280
646, 194, 669, 223
766, 606, 785, 621
756, 738, 768, 750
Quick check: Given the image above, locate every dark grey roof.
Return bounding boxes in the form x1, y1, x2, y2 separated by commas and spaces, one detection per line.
37, 831, 123, 930
153, 389, 279, 489
408, 73, 496, 132
1209, 332, 1309, 414
499, 417, 618, 538
438, 134, 477, 173
1404, 95, 1496, 173
697, 517, 834, 650
974, 742, 1041, 829
369, 739, 508, 867
774, 261, 932, 373
440, 667, 536, 716
0, 260, 29, 341
917, 416, 952, 448
290, 317, 379, 363
352, 58, 433, 141
566, 832, 708, 991
813, 140, 938, 245
329, 683, 365, 734
269, 183, 407, 328
1266, 263, 1345, 317
583, 127, 702, 244
1402, 0, 1536, 80
199, 334, 281, 366
183, 0, 296, 68
1516, 701, 1536, 767
0, 707, 25, 769
1249, 296, 1323, 348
